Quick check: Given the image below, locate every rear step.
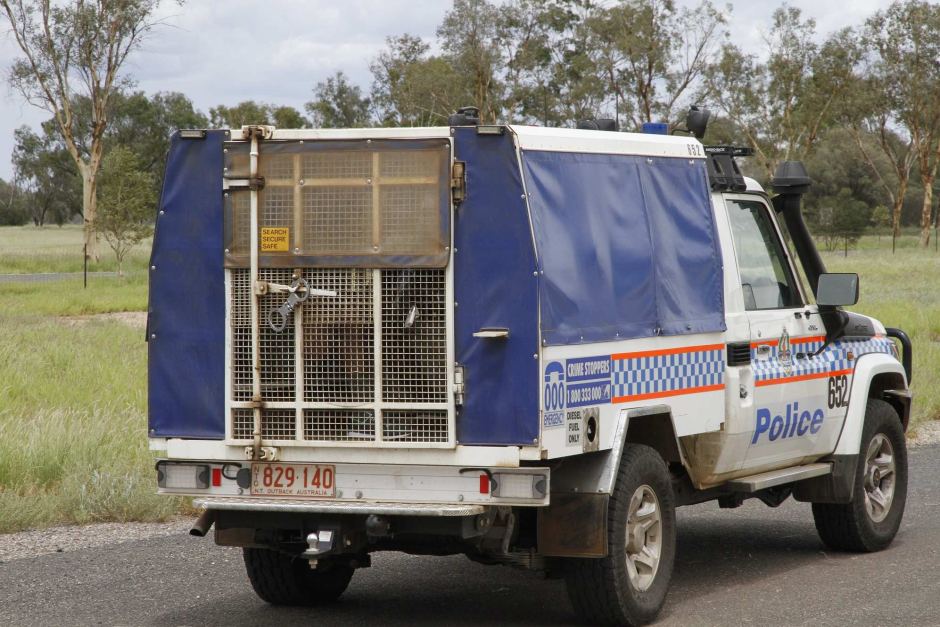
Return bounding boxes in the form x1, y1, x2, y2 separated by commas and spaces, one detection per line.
194, 497, 486, 517
726, 462, 831, 492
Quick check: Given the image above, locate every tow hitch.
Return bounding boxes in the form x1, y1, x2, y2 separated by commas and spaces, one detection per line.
302, 529, 338, 559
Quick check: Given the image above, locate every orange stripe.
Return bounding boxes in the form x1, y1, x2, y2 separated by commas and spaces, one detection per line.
611, 343, 725, 361
751, 339, 778, 348
750, 335, 825, 349
755, 368, 852, 387
792, 335, 826, 345
612, 383, 725, 403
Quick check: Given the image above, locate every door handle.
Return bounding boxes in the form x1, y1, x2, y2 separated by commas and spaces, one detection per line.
473, 327, 509, 339
756, 344, 771, 357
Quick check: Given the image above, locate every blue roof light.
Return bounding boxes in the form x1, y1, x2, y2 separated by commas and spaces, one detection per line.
642, 122, 669, 135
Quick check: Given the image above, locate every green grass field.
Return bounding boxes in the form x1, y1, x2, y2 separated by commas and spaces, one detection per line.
823, 242, 940, 427
0, 226, 937, 533
0, 226, 174, 532
0, 224, 151, 274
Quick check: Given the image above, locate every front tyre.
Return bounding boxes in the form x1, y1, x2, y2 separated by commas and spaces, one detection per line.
565, 444, 677, 626
243, 548, 354, 606
812, 398, 908, 552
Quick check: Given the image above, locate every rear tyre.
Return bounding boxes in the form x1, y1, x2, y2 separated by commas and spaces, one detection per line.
243, 548, 354, 606
812, 398, 907, 552
565, 444, 676, 626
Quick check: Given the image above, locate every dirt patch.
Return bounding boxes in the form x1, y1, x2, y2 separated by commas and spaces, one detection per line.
0, 519, 190, 563
909, 420, 940, 447
59, 311, 147, 330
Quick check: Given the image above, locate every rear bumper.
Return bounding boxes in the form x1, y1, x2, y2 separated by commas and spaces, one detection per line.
194, 497, 486, 517
150, 437, 542, 465
157, 459, 550, 508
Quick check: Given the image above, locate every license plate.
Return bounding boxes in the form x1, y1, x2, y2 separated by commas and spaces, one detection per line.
250, 463, 336, 497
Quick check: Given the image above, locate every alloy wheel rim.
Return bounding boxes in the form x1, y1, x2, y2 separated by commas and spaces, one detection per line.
625, 484, 662, 592
863, 433, 896, 523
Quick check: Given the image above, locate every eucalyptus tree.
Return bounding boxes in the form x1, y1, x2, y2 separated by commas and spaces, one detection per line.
705, 8, 860, 180
370, 34, 467, 127
12, 124, 80, 226
1, 0, 170, 260
865, 0, 940, 247
498, 0, 606, 126
306, 71, 371, 128
209, 101, 308, 129
585, 0, 727, 131
437, 0, 504, 124
96, 145, 155, 275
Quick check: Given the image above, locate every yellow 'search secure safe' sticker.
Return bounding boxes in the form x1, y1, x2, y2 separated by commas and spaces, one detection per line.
260, 227, 290, 252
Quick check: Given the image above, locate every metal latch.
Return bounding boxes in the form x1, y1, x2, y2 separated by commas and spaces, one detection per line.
240, 125, 275, 140
454, 364, 466, 407
451, 161, 466, 205
263, 277, 337, 332
224, 176, 266, 191
244, 446, 279, 461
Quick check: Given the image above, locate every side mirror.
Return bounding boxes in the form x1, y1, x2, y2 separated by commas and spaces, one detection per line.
816, 273, 859, 307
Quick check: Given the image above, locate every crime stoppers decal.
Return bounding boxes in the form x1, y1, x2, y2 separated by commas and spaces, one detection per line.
543, 344, 727, 429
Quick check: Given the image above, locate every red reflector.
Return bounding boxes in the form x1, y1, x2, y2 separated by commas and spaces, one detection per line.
211, 468, 222, 487
479, 474, 489, 494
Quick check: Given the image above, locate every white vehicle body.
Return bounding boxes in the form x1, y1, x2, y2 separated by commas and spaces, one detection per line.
148, 118, 912, 624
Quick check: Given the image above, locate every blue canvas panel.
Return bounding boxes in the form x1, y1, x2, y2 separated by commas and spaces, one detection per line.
148, 130, 226, 439
639, 157, 725, 336
521, 150, 724, 345
454, 128, 540, 445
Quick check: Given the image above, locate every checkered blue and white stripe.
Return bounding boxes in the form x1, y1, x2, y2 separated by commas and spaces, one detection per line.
612, 348, 725, 399
752, 337, 896, 383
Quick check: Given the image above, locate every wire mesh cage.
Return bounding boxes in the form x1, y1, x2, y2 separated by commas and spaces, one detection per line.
226, 138, 453, 446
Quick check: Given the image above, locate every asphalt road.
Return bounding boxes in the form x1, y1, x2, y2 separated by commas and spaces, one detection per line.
3, 445, 939, 626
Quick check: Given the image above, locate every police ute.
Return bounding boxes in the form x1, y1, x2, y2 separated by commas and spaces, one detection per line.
148, 106, 914, 626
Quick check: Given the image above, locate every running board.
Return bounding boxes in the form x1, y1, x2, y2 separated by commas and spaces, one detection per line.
726, 463, 831, 493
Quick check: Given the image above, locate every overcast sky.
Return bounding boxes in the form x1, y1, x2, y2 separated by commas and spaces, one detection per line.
0, 0, 890, 180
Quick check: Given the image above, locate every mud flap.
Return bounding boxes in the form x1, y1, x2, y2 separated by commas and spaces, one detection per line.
537, 493, 608, 557
792, 454, 858, 504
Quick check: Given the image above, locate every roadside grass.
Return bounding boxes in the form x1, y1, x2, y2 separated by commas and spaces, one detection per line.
0, 224, 151, 274
0, 274, 148, 316
0, 274, 178, 533
823, 236, 940, 429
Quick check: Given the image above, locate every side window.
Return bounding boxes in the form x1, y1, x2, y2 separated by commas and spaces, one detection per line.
776, 219, 815, 304
726, 199, 802, 311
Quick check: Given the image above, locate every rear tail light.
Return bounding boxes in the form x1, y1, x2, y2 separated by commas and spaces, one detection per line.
492, 473, 548, 499
157, 462, 210, 490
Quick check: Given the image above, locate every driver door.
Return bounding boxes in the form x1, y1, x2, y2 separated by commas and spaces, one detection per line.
724, 197, 833, 471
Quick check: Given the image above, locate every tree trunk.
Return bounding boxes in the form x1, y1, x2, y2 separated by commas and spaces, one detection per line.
920, 179, 934, 247
892, 198, 901, 254
891, 179, 908, 254
80, 166, 100, 262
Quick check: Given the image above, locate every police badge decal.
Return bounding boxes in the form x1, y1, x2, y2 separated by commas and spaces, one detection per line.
778, 328, 793, 375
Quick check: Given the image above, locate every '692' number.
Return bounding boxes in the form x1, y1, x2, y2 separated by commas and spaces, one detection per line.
828, 375, 848, 409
